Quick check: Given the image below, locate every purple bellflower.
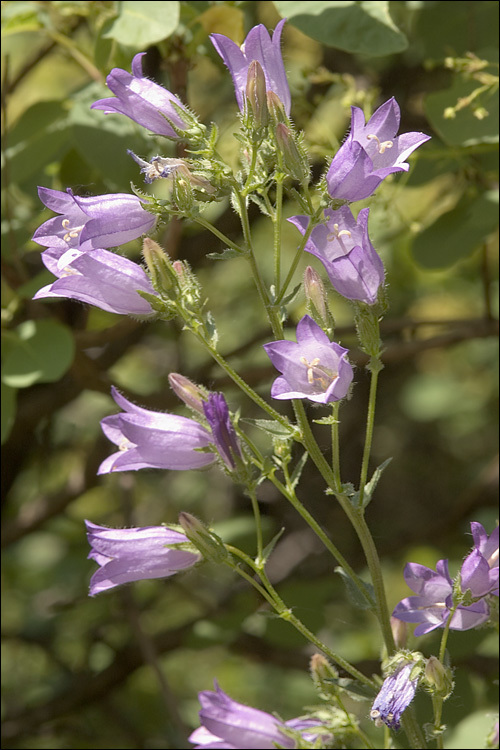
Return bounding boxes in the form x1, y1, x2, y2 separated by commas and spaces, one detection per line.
263, 315, 353, 404
85, 521, 200, 596
211, 20, 291, 116
32, 187, 156, 253
289, 207, 385, 305
471, 522, 499, 572
98, 387, 215, 474
33, 246, 158, 317
392, 559, 490, 635
326, 97, 430, 202
203, 393, 242, 470
91, 52, 191, 137
189, 681, 328, 749
461, 522, 499, 598
370, 661, 419, 731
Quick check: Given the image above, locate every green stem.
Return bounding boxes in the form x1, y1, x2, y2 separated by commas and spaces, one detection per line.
358, 358, 382, 507
193, 215, 245, 253
247, 486, 264, 563
273, 175, 284, 296
331, 401, 341, 489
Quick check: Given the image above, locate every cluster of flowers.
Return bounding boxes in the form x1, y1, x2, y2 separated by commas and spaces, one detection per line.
32, 17, 497, 748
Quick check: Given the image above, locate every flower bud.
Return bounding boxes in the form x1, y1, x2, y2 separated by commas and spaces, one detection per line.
178, 512, 229, 564
304, 266, 334, 334
168, 373, 207, 414
246, 60, 268, 129
424, 656, 454, 698
390, 615, 408, 649
275, 123, 308, 183
310, 653, 339, 700
267, 90, 288, 124
142, 237, 176, 293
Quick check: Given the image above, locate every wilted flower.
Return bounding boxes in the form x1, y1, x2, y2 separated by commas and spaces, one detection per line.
91, 52, 192, 137
98, 387, 215, 474
370, 661, 420, 730
33, 247, 158, 316
263, 315, 353, 404
32, 187, 156, 252
211, 20, 291, 116
326, 97, 430, 202
392, 559, 490, 635
289, 207, 384, 305
203, 393, 242, 470
189, 681, 329, 749
85, 521, 200, 596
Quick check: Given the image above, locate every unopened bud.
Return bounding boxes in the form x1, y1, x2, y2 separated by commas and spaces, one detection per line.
168, 373, 207, 413
178, 512, 228, 564
142, 237, 176, 292
267, 90, 287, 124
304, 266, 334, 332
391, 616, 408, 649
424, 656, 453, 698
310, 653, 339, 699
275, 123, 308, 183
246, 60, 268, 128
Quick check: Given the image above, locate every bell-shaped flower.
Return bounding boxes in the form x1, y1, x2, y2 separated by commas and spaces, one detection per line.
33, 246, 158, 317
326, 97, 430, 202
370, 661, 420, 731
470, 522, 499, 571
211, 20, 291, 116
189, 681, 329, 749
91, 52, 192, 137
32, 187, 156, 253
85, 521, 200, 596
289, 207, 384, 305
392, 559, 490, 635
263, 315, 353, 404
203, 393, 242, 470
98, 387, 215, 474
460, 523, 499, 599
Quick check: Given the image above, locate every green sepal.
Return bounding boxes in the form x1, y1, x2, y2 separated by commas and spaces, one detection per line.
313, 414, 339, 426
136, 290, 176, 317
335, 566, 375, 611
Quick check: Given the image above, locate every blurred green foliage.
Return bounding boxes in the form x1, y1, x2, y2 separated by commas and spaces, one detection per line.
1, 1, 498, 748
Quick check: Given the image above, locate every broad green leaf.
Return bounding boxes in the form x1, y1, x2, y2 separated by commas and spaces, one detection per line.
241, 418, 295, 438
2, 320, 75, 388
0, 382, 17, 444
412, 190, 499, 268
273, 0, 407, 56
425, 77, 499, 147
104, 1, 180, 48
335, 566, 375, 610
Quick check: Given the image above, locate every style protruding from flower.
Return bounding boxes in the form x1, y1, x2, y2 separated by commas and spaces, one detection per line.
370, 661, 420, 731
98, 387, 215, 474
392, 558, 490, 635
85, 521, 200, 596
211, 19, 291, 116
91, 52, 193, 138
289, 207, 385, 305
33, 247, 158, 317
203, 393, 242, 471
326, 97, 430, 202
189, 681, 329, 749
33, 187, 156, 253
263, 315, 353, 404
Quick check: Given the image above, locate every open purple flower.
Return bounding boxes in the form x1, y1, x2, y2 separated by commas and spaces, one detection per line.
98, 387, 215, 474
32, 187, 156, 252
263, 315, 353, 404
289, 207, 384, 305
211, 20, 291, 116
85, 521, 200, 596
91, 52, 191, 137
326, 97, 430, 202
203, 393, 242, 470
470, 522, 499, 571
370, 661, 420, 731
392, 559, 490, 635
461, 522, 499, 598
189, 681, 329, 749
33, 246, 157, 316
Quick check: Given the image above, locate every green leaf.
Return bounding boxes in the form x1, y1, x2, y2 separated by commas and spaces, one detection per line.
412, 190, 499, 268
104, 1, 180, 47
425, 77, 499, 147
324, 676, 376, 701
335, 566, 375, 610
273, 0, 407, 56
260, 527, 285, 564
359, 457, 392, 509
2, 320, 75, 388
289, 450, 308, 489
0, 382, 17, 445
207, 248, 245, 260
241, 418, 295, 438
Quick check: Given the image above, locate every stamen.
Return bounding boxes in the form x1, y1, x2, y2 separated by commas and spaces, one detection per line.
300, 356, 337, 390
366, 134, 394, 154
61, 218, 84, 243
327, 223, 352, 243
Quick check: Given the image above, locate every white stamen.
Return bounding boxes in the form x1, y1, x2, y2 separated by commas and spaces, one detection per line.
300, 356, 337, 390
327, 223, 352, 243
61, 218, 84, 243
366, 134, 394, 154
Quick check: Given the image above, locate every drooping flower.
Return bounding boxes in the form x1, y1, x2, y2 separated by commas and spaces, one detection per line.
203, 393, 242, 470
91, 52, 192, 137
263, 315, 353, 404
289, 207, 384, 305
370, 661, 420, 731
470, 522, 499, 571
98, 387, 215, 474
189, 681, 329, 749
326, 97, 430, 202
461, 522, 499, 598
392, 559, 490, 635
211, 20, 291, 116
85, 521, 200, 596
33, 246, 158, 317
32, 187, 156, 252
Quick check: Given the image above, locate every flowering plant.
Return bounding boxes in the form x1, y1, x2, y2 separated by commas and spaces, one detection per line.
18, 7, 498, 750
